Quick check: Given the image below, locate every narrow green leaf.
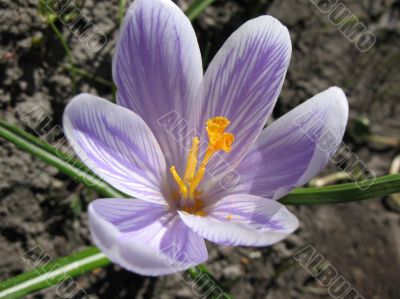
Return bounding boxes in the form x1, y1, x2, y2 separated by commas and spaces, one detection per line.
0, 119, 91, 174
47, 16, 78, 93
187, 265, 234, 298
279, 173, 400, 205
0, 122, 123, 198
62, 64, 115, 88
185, 0, 216, 21
0, 247, 109, 299
0, 247, 228, 299
2, 120, 400, 299
2, 119, 400, 205
118, 0, 127, 25
0, 122, 224, 297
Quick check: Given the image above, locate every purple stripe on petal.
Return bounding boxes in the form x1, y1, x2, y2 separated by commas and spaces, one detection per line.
178, 194, 299, 247
63, 94, 167, 204
92, 198, 168, 232
113, 0, 203, 174
194, 16, 291, 183
89, 199, 208, 276
213, 87, 349, 200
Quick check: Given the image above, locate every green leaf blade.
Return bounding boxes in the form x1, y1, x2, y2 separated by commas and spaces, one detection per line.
0, 247, 109, 299
0, 122, 124, 198
185, 0, 216, 21
279, 173, 400, 205
2, 119, 400, 298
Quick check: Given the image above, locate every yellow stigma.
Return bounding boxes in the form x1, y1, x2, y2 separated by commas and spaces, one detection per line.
169, 116, 235, 213
206, 116, 233, 151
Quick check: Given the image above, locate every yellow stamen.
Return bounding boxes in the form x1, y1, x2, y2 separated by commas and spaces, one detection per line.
189, 166, 205, 199
169, 116, 235, 214
170, 166, 187, 198
188, 117, 235, 198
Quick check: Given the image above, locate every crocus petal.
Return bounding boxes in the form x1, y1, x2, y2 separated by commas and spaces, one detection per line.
178, 194, 298, 246
63, 94, 167, 204
113, 0, 203, 172
195, 16, 291, 178
225, 87, 349, 200
89, 199, 208, 276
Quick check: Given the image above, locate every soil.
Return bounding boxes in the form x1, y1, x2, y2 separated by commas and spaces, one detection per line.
1, 0, 399, 298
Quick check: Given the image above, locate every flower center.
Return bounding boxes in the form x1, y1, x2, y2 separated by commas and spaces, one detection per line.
169, 116, 235, 215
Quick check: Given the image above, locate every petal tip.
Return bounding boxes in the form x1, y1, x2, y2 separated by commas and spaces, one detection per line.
253, 15, 292, 62
325, 86, 349, 120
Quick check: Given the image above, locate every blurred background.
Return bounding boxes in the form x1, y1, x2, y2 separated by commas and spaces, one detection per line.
0, 0, 399, 298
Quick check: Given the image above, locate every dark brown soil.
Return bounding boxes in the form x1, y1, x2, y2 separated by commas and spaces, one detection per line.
1, 0, 399, 298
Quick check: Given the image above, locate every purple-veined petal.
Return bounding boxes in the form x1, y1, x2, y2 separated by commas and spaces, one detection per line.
194, 16, 291, 180
89, 199, 208, 276
218, 87, 349, 200
113, 0, 203, 173
178, 194, 298, 246
63, 94, 167, 204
